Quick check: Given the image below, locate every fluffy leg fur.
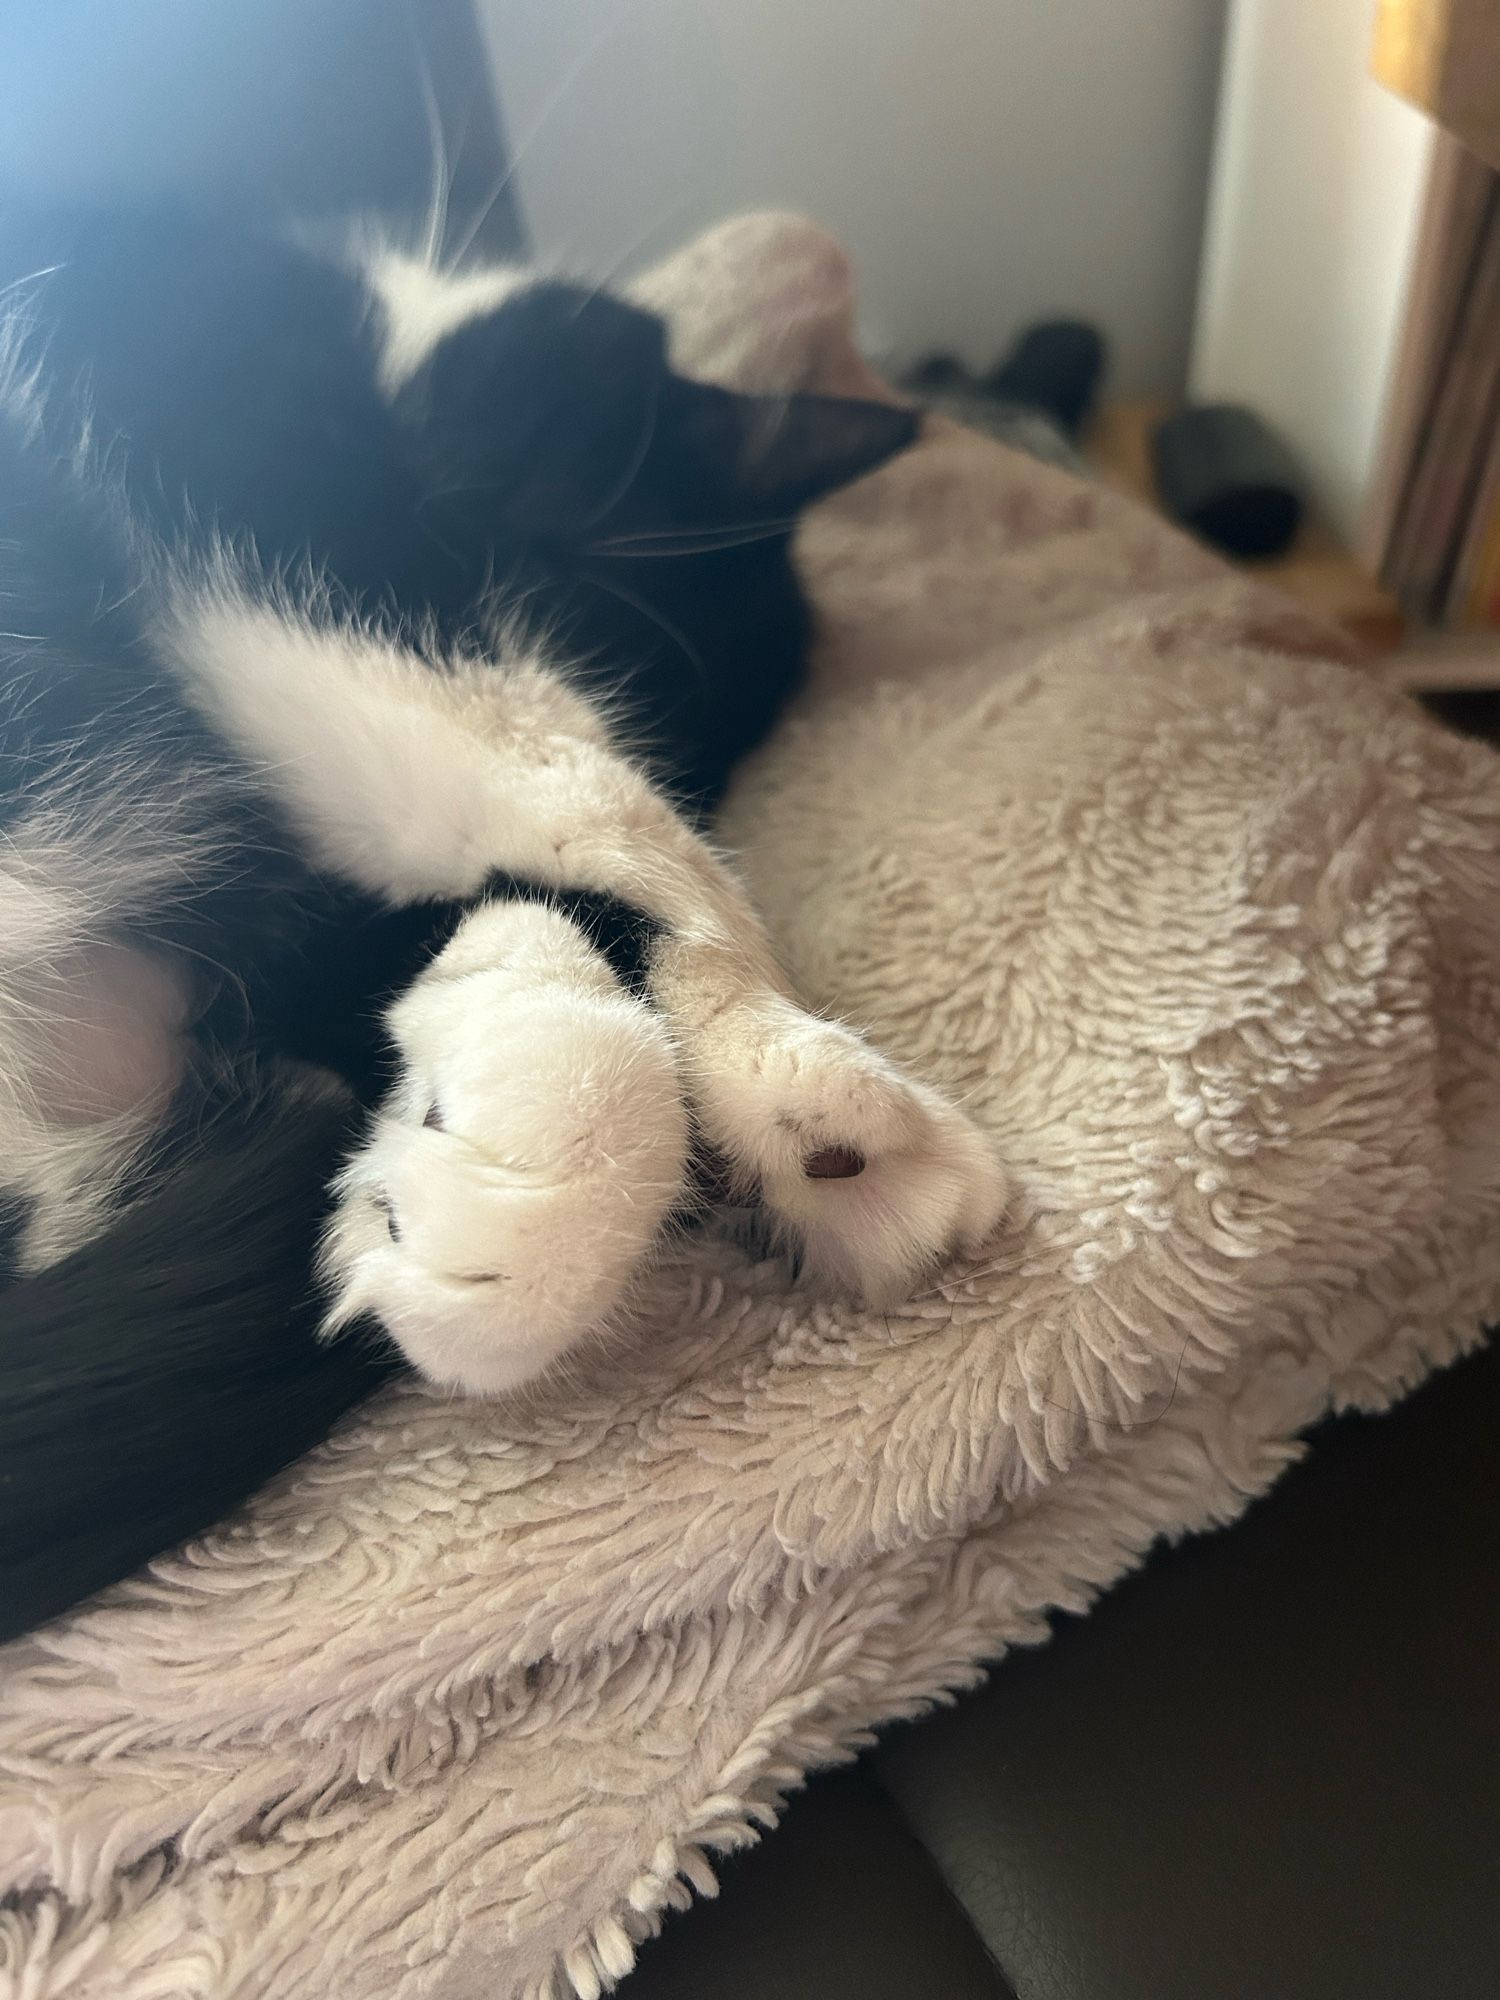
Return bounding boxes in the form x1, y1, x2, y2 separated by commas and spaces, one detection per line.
322, 900, 688, 1394
160, 579, 1006, 1389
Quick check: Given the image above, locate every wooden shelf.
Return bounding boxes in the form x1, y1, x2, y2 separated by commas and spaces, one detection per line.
1373, 0, 1500, 174
1376, 627, 1500, 692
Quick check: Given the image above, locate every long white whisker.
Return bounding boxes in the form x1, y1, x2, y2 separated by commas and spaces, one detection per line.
443, 154, 523, 278
594, 516, 798, 544
439, 87, 478, 263
577, 364, 663, 536
0, 264, 63, 307
408, 9, 452, 270
446, 0, 631, 273
591, 518, 797, 558
563, 194, 701, 318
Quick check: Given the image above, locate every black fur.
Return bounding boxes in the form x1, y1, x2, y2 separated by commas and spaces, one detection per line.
481, 879, 662, 998
5, 211, 916, 807
394, 281, 915, 806
0, 209, 916, 1637
0, 1068, 399, 1642
0, 346, 334, 971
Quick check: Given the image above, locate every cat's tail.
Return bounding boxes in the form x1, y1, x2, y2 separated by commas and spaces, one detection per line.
0, 1062, 402, 1642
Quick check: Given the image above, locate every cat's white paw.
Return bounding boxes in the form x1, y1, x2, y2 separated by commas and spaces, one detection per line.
322, 903, 687, 1395
701, 1002, 1007, 1303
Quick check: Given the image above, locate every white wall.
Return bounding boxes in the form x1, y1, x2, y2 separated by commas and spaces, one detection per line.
478, 0, 1226, 397
1190, 0, 1434, 538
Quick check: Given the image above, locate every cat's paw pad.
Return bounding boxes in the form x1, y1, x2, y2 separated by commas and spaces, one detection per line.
323, 904, 688, 1394
712, 1005, 1007, 1303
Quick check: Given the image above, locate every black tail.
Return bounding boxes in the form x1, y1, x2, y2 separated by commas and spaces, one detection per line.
0, 1067, 401, 1642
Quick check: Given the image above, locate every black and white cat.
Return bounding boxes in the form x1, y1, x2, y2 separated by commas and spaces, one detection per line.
0, 213, 1006, 1633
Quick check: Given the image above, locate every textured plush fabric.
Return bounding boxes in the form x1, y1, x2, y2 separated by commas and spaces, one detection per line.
3, 216, 1498, 2000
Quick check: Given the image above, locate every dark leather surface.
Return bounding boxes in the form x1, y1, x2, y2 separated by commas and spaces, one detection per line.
875, 1340, 1500, 2000
625, 1764, 1015, 1999
620, 1346, 1497, 1997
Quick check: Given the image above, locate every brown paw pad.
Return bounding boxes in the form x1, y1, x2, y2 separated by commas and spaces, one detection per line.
804, 1146, 866, 1181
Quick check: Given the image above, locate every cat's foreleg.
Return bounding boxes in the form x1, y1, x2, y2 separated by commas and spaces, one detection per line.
164, 587, 1005, 1384
487, 736, 1008, 1306
320, 897, 687, 1394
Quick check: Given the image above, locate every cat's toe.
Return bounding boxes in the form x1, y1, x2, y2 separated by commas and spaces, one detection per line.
712, 1008, 1007, 1303
322, 904, 688, 1395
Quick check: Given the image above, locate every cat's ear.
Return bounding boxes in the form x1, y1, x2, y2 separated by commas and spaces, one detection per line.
669, 382, 920, 515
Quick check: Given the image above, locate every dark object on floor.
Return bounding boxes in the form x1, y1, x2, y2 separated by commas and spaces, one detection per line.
984, 319, 1106, 439
902, 318, 1106, 478
625, 1337, 1499, 1999
1153, 401, 1305, 559
904, 353, 972, 396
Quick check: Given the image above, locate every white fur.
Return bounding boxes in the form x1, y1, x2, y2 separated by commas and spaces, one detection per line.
362, 248, 534, 396
155, 571, 1004, 1392
322, 902, 686, 1394
0, 793, 199, 1268
160, 592, 534, 898
0, 330, 189, 1264
6, 226, 1002, 1385
675, 996, 1007, 1304
0, 294, 49, 444
3, 285, 1002, 1393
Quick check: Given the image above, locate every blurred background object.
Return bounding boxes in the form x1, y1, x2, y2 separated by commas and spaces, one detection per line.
1151, 401, 1306, 558
1362, 137, 1500, 642
1190, 0, 1437, 550
1373, 0, 1500, 170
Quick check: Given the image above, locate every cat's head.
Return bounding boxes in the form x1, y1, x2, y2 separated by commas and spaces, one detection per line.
389, 279, 918, 548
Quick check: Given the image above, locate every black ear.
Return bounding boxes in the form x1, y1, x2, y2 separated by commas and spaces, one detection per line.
394, 282, 670, 537
667, 382, 920, 515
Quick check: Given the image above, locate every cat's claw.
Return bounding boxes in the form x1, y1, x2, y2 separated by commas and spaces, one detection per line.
692, 1003, 1007, 1304
321, 903, 688, 1395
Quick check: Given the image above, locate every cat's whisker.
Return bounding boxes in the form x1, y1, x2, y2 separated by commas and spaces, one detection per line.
588, 521, 799, 559
410, 23, 454, 275
591, 515, 797, 549
576, 364, 663, 535
567, 196, 701, 319
575, 571, 707, 684
0, 264, 64, 307
444, 152, 530, 280
443, 0, 632, 275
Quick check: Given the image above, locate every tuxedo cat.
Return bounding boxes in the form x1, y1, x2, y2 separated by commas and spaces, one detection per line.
0, 214, 1005, 1635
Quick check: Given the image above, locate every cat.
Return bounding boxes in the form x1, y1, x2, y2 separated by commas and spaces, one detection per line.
0, 212, 1006, 1637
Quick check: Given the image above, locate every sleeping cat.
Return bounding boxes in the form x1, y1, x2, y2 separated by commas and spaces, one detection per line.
0, 213, 1006, 1635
